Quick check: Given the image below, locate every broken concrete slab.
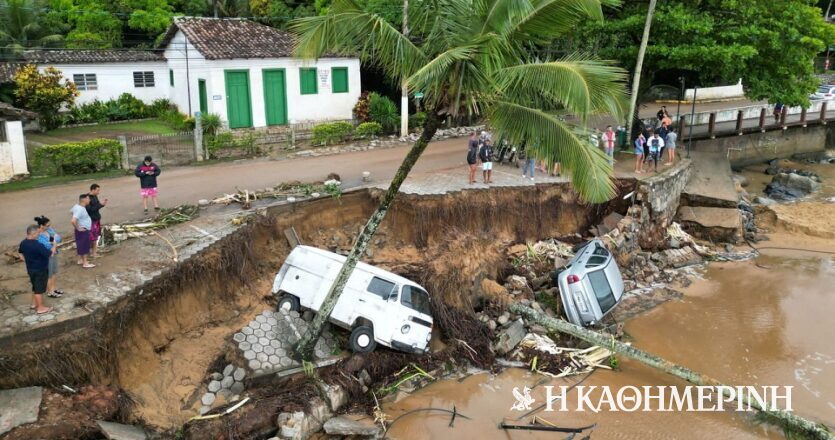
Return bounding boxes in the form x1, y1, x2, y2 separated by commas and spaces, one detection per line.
677, 206, 742, 243
494, 319, 526, 355
0, 386, 42, 436
323, 415, 381, 437
96, 421, 147, 440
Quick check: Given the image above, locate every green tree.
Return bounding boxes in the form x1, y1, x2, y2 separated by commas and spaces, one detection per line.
289, 0, 627, 360
573, 0, 835, 106
120, 0, 175, 36
45, 0, 123, 48
0, 0, 64, 56
13, 64, 78, 130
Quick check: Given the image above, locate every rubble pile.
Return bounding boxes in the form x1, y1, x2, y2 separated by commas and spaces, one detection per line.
399, 125, 486, 143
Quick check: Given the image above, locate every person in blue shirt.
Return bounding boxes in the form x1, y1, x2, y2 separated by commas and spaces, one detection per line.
18, 224, 55, 314
35, 215, 63, 299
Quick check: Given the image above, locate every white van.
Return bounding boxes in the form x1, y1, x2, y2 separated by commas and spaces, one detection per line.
272, 246, 433, 354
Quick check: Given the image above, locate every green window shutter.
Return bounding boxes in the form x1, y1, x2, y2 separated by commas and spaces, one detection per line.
332, 67, 348, 93
169, 69, 174, 86
300, 68, 317, 95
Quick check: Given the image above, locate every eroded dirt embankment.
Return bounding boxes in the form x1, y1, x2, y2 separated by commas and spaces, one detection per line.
0, 182, 636, 431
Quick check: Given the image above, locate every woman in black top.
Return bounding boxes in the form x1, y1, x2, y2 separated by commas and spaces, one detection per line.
466, 132, 480, 184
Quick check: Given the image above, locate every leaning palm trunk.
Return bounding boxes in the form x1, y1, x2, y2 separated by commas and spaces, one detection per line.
625, 0, 658, 137
511, 304, 834, 440
295, 112, 441, 360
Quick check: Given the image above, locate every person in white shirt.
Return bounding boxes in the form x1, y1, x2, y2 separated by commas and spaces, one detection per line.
647, 132, 665, 173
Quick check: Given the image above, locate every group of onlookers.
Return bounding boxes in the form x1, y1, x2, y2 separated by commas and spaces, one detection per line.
17, 155, 163, 315
633, 106, 678, 173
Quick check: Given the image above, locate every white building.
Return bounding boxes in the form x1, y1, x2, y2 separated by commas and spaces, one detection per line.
22, 17, 361, 129
0, 103, 33, 183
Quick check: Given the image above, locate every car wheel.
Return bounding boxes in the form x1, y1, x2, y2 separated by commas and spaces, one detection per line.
349, 325, 377, 353
277, 295, 300, 313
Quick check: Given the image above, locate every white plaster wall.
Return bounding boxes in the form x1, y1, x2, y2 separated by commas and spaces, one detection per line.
0, 120, 28, 182
43, 62, 169, 105
165, 30, 360, 127
684, 79, 744, 101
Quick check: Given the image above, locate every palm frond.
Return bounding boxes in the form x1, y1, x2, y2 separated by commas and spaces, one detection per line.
506, 0, 609, 41
489, 100, 615, 203
290, 0, 427, 82
495, 56, 628, 122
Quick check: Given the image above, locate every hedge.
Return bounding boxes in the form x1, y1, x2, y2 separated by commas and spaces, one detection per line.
312, 121, 354, 145
33, 139, 122, 176
354, 121, 382, 138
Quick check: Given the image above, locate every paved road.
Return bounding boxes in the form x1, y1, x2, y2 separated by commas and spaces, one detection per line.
0, 138, 473, 244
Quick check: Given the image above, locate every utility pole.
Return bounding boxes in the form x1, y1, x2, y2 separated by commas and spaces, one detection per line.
400, 0, 409, 138
625, 0, 657, 139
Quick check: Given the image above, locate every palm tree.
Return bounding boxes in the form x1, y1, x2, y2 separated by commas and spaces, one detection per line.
0, 0, 63, 57
290, 0, 628, 360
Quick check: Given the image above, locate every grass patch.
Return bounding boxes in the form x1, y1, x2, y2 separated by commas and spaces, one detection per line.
27, 119, 178, 144
0, 170, 128, 193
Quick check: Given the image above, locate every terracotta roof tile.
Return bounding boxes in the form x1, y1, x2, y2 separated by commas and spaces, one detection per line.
21, 50, 164, 64
0, 63, 24, 83
160, 17, 298, 60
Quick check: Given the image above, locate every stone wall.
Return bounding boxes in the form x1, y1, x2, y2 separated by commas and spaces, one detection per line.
693, 125, 828, 168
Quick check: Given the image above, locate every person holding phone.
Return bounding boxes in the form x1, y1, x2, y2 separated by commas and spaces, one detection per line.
35, 215, 63, 300
86, 183, 108, 258
135, 155, 161, 214
71, 194, 95, 269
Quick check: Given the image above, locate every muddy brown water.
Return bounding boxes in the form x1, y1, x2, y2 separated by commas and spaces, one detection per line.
387, 160, 835, 439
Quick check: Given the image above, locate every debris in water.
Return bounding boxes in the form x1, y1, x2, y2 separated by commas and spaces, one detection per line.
500, 420, 596, 433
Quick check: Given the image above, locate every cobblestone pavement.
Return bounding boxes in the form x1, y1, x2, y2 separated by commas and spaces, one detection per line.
233, 309, 338, 375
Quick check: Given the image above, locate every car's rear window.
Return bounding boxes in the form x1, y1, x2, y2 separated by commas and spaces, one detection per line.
818, 86, 832, 94
401, 285, 432, 316
586, 256, 607, 268
587, 269, 617, 314
367, 277, 396, 299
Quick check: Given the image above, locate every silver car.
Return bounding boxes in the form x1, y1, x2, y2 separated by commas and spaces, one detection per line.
554, 239, 625, 326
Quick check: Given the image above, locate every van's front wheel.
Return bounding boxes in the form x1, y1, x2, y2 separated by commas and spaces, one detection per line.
349, 326, 377, 353
277, 295, 300, 313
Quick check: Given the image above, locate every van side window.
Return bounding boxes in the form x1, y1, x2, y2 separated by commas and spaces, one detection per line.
367, 277, 396, 299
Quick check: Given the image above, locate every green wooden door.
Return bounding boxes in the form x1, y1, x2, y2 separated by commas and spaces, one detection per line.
198, 79, 208, 115
224, 71, 252, 128
262, 69, 287, 126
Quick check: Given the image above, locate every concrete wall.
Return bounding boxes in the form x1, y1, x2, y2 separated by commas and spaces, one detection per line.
644, 101, 826, 127
43, 62, 169, 105
164, 30, 361, 127
0, 120, 28, 182
693, 125, 828, 168
684, 79, 744, 101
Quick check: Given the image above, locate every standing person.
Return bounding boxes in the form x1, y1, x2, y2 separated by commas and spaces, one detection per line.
656, 106, 667, 121
478, 137, 494, 184
72, 194, 95, 269
86, 183, 108, 258
657, 122, 669, 159
19, 224, 54, 314
773, 102, 784, 124
647, 132, 665, 173
634, 133, 646, 174
661, 112, 673, 128
520, 142, 535, 181
135, 155, 161, 214
603, 125, 616, 165
665, 128, 678, 165
35, 216, 63, 299
466, 132, 480, 184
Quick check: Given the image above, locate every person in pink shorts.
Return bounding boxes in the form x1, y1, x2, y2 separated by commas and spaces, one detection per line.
135, 155, 161, 214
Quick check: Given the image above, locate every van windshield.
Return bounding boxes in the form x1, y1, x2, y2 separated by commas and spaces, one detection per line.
401, 286, 432, 316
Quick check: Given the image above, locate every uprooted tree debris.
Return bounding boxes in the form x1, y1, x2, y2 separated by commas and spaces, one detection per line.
211, 179, 343, 208
511, 304, 835, 440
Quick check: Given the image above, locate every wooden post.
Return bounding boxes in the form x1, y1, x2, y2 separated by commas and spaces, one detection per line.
735, 110, 743, 135
759, 108, 766, 132
780, 106, 787, 129
708, 112, 716, 139
118, 135, 129, 170
511, 304, 835, 440
821, 102, 828, 125
800, 107, 807, 127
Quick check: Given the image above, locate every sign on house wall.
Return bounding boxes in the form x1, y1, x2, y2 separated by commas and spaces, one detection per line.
318, 69, 330, 89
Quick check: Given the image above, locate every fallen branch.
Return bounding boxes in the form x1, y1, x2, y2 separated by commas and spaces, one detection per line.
500, 421, 595, 433
510, 304, 835, 440
386, 407, 472, 431
150, 231, 178, 262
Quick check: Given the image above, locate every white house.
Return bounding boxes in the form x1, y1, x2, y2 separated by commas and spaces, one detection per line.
0, 103, 34, 183
21, 17, 362, 129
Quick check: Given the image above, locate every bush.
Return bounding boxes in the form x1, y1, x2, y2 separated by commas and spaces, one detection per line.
206, 131, 259, 159
367, 92, 399, 133
14, 64, 78, 130
312, 121, 354, 145
148, 98, 176, 116
200, 113, 223, 136
159, 109, 194, 131
352, 91, 371, 122
354, 121, 382, 138
409, 111, 427, 129
62, 96, 177, 126
32, 139, 122, 176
